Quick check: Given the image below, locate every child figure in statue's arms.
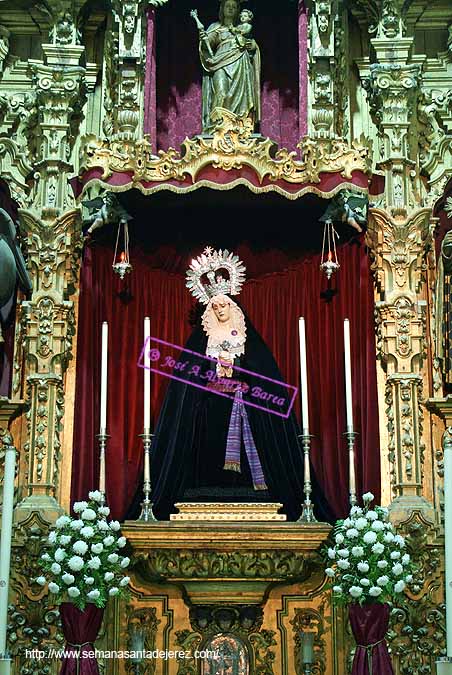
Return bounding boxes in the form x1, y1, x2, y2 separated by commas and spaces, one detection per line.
231, 9, 254, 47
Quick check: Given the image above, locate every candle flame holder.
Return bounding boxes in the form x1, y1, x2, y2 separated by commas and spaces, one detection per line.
139, 428, 157, 521
297, 433, 317, 523
112, 219, 132, 279
320, 219, 340, 280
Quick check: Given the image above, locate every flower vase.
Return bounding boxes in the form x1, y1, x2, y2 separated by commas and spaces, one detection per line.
59, 602, 104, 675
349, 603, 394, 675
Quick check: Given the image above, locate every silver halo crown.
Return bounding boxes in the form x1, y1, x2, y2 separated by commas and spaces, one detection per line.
186, 247, 246, 305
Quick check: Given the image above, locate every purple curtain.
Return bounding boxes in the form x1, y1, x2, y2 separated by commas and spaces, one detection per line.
59, 603, 104, 675
349, 603, 394, 675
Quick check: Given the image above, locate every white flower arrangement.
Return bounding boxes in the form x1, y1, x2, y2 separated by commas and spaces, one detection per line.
37, 493, 130, 610
324, 492, 413, 606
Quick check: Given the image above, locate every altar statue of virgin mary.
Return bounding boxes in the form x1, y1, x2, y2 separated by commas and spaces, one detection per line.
151, 248, 331, 521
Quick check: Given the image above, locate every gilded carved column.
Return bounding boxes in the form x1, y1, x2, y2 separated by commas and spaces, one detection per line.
13, 14, 86, 518
361, 1, 436, 520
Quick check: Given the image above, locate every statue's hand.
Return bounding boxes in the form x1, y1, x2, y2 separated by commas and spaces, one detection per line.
245, 38, 256, 51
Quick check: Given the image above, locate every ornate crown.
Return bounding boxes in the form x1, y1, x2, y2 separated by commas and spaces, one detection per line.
186, 247, 246, 305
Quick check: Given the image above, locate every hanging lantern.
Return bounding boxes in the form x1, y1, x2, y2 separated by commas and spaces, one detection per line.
112, 218, 132, 279
320, 219, 340, 280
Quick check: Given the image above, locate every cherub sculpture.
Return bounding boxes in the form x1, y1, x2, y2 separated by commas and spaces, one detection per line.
82, 192, 132, 237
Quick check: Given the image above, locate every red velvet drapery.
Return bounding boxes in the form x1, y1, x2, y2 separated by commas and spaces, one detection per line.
71, 237, 380, 520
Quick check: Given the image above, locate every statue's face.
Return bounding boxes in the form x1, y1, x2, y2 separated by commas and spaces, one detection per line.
212, 298, 231, 322
223, 0, 238, 22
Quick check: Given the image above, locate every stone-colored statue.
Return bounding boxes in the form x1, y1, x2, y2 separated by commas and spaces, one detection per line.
0, 208, 32, 341
435, 229, 452, 384
82, 192, 131, 237
191, 0, 261, 134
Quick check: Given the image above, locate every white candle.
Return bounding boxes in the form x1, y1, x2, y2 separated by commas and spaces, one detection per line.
100, 321, 108, 431
144, 317, 151, 430
344, 319, 354, 431
298, 317, 310, 434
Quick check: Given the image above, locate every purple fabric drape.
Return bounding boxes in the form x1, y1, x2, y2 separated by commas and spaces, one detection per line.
59, 603, 104, 675
298, 1, 308, 138
349, 603, 394, 675
144, 8, 157, 145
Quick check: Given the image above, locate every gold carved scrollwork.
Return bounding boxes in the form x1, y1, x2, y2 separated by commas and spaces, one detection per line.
291, 602, 329, 675
80, 110, 372, 187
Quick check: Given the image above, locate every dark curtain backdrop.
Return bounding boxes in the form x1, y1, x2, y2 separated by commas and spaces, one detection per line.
71, 237, 380, 520
155, 0, 299, 151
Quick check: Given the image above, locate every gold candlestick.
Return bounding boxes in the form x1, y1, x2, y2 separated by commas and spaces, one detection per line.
344, 428, 358, 507
297, 433, 317, 523
139, 428, 157, 521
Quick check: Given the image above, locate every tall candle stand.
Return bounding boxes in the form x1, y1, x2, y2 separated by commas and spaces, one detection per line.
139, 428, 157, 521
344, 428, 358, 507
297, 433, 317, 523
96, 429, 110, 505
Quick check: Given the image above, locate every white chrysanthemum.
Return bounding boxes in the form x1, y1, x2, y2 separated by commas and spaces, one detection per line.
107, 553, 119, 564
377, 575, 389, 586
109, 521, 121, 532
98, 521, 110, 531
402, 553, 410, 565
73, 501, 88, 513
87, 589, 101, 600
335, 533, 344, 545
394, 535, 405, 548
51, 562, 61, 575
394, 580, 406, 593
84, 576, 95, 585
117, 537, 127, 549
338, 549, 350, 558
80, 526, 95, 539
72, 541, 88, 556
119, 576, 130, 587
371, 520, 385, 532
62, 573, 75, 585
60, 535, 71, 545
68, 555, 84, 572
35, 576, 46, 586
349, 586, 363, 598
355, 517, 368, 531
53, 548, 67, 562
325, 568, 335, 577
350, 506, 363, 516
369, 586, 382, 597
405, 574, 413, 583
98, 506, 110, 517
357, 562, 370, 573
337, 559, 350, 570
41, 553, 51, 562
103, 536, 115, 547
109, 587, 119, 596
327, 548, 336, 560
68, 587, 80, 598
390, 551, 401, 560
120, 557, 130, 569
343, 518, 352, 528
48, 582, 60, 593
346, 528, 359, 539
88, 557, 101, 570
360, 578, 370, 586
104, 572, 115, 582
48, 531, 57, 544
363, 531, 377, 545
372, 543, 385, 555
91, 543, 103, 555
384, 532, 395, 543
70, 520, 84, 531
333, 585, 343, 594
351, 546, 364, 558
81, 508, 96, 521
366, 510, 378, 521
377, 560, 388, 569
55, 515, 71, 529
392, 563, 404, 576
88, 490, 103, 502
362, 492, 375, 503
